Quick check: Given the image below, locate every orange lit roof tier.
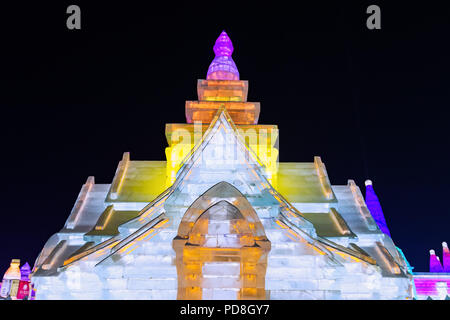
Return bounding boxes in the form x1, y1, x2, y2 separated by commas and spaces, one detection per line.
197, 79, 248, 102
165, 123, 278, 148
185, 101, 260, 125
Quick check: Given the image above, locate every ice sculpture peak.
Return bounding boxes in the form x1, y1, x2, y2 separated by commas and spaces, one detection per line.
443, 241, 450, 272
214, 31, 234, 56
365, 180, 391, 237
20, 262, 31, 281
429, 248, 444, 273
21, 262, 30, 271
207, 31, 240, 80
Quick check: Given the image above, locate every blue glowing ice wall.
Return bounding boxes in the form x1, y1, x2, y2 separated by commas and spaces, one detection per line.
365, 180, 391, 237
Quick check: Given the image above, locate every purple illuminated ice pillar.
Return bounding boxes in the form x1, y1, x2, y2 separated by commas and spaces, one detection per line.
365, 180, 391, 237
430, 249, 444, 273
443, 242, 450, 272
207, 31, 240, 81
20, 262, 31, 281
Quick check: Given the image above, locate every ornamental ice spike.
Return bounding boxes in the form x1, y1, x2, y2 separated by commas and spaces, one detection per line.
207, 31, 240, 80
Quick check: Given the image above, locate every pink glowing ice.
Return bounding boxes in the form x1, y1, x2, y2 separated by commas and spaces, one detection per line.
430, 250, 444, 273
414, 276, 450, 297
443, 242, 450, 272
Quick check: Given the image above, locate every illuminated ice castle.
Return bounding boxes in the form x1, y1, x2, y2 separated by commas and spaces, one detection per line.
31, 31, 414, 300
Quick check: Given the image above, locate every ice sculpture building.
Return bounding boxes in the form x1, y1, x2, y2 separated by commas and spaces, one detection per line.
31, 31, 414, 300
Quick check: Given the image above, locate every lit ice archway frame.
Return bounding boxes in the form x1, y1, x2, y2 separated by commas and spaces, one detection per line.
173, 181, 271, 300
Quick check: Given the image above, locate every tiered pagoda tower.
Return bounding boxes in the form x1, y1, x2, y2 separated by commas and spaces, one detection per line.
31, 31, 413, 300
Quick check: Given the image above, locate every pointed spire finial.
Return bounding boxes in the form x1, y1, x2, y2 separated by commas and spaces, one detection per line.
430, 249, 444, 273
213, 31, 234, 56
365, 180, 391, 237
443, 241, 450, 272
20, 262, 31, 281
207, 31, 240, 80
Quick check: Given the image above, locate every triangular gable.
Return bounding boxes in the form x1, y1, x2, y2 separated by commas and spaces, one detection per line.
61, 107, 377, 269
174, 106, 268, 187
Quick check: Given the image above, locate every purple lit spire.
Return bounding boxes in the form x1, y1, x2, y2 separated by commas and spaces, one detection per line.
443, 242, 450, 272
430, 250, 444, 273
365, 180, 391, 237
20, 262, 31, 281
207, 31, 240, 80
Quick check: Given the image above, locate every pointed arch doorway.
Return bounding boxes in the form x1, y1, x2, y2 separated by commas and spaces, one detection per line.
173, 182, 271, 300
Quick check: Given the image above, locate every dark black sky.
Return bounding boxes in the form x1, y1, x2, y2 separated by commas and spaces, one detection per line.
0, 1, 449, 273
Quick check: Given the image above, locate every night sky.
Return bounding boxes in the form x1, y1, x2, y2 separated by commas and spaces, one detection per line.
1, 1, 449, 273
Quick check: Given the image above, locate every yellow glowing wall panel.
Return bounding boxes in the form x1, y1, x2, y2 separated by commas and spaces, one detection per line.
165, 144, 194, 185
165, 147, 277, 182
186, 101, 260, 125
165, 145, 278, 168
197, 79, 248, 102
275, 162, 337, 203
165, 123, 279, 186
165, 145, 279, 186
105, 160, 336, 204
106, 161, 169, 202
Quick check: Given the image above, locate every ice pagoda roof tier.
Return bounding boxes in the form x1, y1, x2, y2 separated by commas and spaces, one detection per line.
56, 108, 382, 273
185, 79, 259, 125
186, 101, 260, 125
188, 65, 256, 125
53, 109, 407, 280
105, 156, 167, 204
31, 109, 412, 299
104, 158, 335, 206
197, 79, 248, 101
104, 159, 335, 206
165, 123, 278, 148
84, 207, 141, 240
